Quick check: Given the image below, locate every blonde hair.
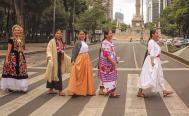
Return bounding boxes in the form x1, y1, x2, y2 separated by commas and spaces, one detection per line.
12, 24, 24, 45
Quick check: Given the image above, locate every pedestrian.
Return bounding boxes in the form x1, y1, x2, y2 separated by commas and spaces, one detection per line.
137, 29, 173, 97
1, 24, 28, 92
98, 30, 120, 98
45, 29, 71, 96
67, 30, 94, 96
142, 32, 152, 64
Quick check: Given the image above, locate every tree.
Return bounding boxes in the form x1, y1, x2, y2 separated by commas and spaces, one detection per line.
160, 0, 189, 36
120, 23, 128, 31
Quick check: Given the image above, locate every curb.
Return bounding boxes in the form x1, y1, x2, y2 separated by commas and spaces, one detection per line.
140, 42, 189, 66
161, 50, 189, 66
0, 43, 99, 59
0, 46, 74, 59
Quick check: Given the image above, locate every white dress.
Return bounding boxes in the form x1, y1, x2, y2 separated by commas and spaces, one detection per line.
138, 39, 166, 92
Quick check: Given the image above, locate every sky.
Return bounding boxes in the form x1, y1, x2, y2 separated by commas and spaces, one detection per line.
113, 0, 147, 25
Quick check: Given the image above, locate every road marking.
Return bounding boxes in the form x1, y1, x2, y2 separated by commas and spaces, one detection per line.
124, 74, 147, 116
161, 60, 169, 65
161, 80, 189, 116
0, 75, 69, 116
93, 68, 189, 71
162, 52, 189, 68
29, 73, 95, 116
29, 75, 70, 116
133, 46, 139, 68
78, 88, 108, 116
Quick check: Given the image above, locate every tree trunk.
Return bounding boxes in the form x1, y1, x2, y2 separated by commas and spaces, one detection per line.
14, 0, 25, 46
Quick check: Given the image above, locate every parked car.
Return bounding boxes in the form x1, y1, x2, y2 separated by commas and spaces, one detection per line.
166, 39, 173, 45
174, 40, 185, 47
184, 39, 189, 45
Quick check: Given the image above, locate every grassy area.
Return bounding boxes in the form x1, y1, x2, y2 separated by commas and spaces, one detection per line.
167, 45, 182, 53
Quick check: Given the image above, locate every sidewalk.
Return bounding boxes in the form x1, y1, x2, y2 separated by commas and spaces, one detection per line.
0, 42, 99, 58
0, 43, 73, 58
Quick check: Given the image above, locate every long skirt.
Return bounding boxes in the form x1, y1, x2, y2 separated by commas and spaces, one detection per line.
138, 55, 166, 92
1, 52, 28, 91
98, 57, 118, 94
46, 52, 63, 90
67, 53, 94, 96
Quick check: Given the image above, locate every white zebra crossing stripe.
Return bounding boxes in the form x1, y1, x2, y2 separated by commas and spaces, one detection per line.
78, 88, 109, 116
124, 74, 147, 116
0, 72, 38, 98
161, 80, 189, 116
0, 74, 69, 115
29, 91, 71, 116
29, 73, 95, 116
29, 74, 70, 116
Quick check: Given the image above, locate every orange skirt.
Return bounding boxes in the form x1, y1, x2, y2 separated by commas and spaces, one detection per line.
67, 53, 94, 96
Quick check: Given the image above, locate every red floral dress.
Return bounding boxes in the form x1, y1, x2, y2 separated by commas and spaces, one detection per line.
2, 39, 28, 79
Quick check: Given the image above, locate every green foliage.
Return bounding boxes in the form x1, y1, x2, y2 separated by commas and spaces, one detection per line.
160, 0, 189, 36
75, 0, 106, 31
120, 23, 128, 31
145, 22, 156, 29
40, 0, 69, 31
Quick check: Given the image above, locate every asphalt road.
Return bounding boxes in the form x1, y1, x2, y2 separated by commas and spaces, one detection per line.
0, 40, 189, 116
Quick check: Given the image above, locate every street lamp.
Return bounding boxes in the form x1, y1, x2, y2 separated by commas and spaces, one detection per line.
53, 0, 56, 35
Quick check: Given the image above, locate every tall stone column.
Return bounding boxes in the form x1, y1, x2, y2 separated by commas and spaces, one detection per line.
132, 0, 144, 30
136, 0, 141, 16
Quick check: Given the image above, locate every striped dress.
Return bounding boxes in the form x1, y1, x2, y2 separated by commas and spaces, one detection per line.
98, 39, 118, 94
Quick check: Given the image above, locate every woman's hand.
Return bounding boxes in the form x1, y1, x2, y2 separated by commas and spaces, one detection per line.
47, 57, 52, 61
5, 59, 9, 64
151, 61, 155, 67
112, 61, 117, 66
71, 61, 75, 65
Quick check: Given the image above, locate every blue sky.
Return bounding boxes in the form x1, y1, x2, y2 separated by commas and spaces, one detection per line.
113, 0, 147, 25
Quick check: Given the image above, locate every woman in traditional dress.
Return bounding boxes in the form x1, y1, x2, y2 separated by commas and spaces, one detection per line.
98, 30, 120, 98
45, 29, 71, 96
1, 25, 28, 92
67, 30, 94, 96
137, 29, 173, 97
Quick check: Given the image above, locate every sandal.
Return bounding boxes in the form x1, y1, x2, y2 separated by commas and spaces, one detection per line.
163, 91, 173, 97
109, 93, 120, 98
48, 90, 57, 94
59, 92, 65, 96
99, 91, 106, 95
137, 92, 145, 97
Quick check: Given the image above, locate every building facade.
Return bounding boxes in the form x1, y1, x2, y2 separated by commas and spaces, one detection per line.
146, 0, 172, 22
115, 12, 124, 23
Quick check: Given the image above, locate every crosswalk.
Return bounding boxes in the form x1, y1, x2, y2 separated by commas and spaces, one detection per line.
0, 68, 189, 116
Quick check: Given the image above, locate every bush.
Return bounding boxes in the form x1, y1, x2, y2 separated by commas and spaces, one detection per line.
167, 45, 181, 53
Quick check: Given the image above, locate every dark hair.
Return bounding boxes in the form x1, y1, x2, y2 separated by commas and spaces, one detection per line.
77, 30, 87, 42
78, 30, 86, 34
103, 30, 111, 41
150, 29, 156, 39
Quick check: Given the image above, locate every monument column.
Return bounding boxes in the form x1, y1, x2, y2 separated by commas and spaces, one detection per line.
136, 0, 140, 16
132, 0, 144, 32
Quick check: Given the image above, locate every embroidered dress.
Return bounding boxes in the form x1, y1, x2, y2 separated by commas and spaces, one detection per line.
138, 39, 166, 92
1, 39, 28, 91
98, 39, 118, 94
